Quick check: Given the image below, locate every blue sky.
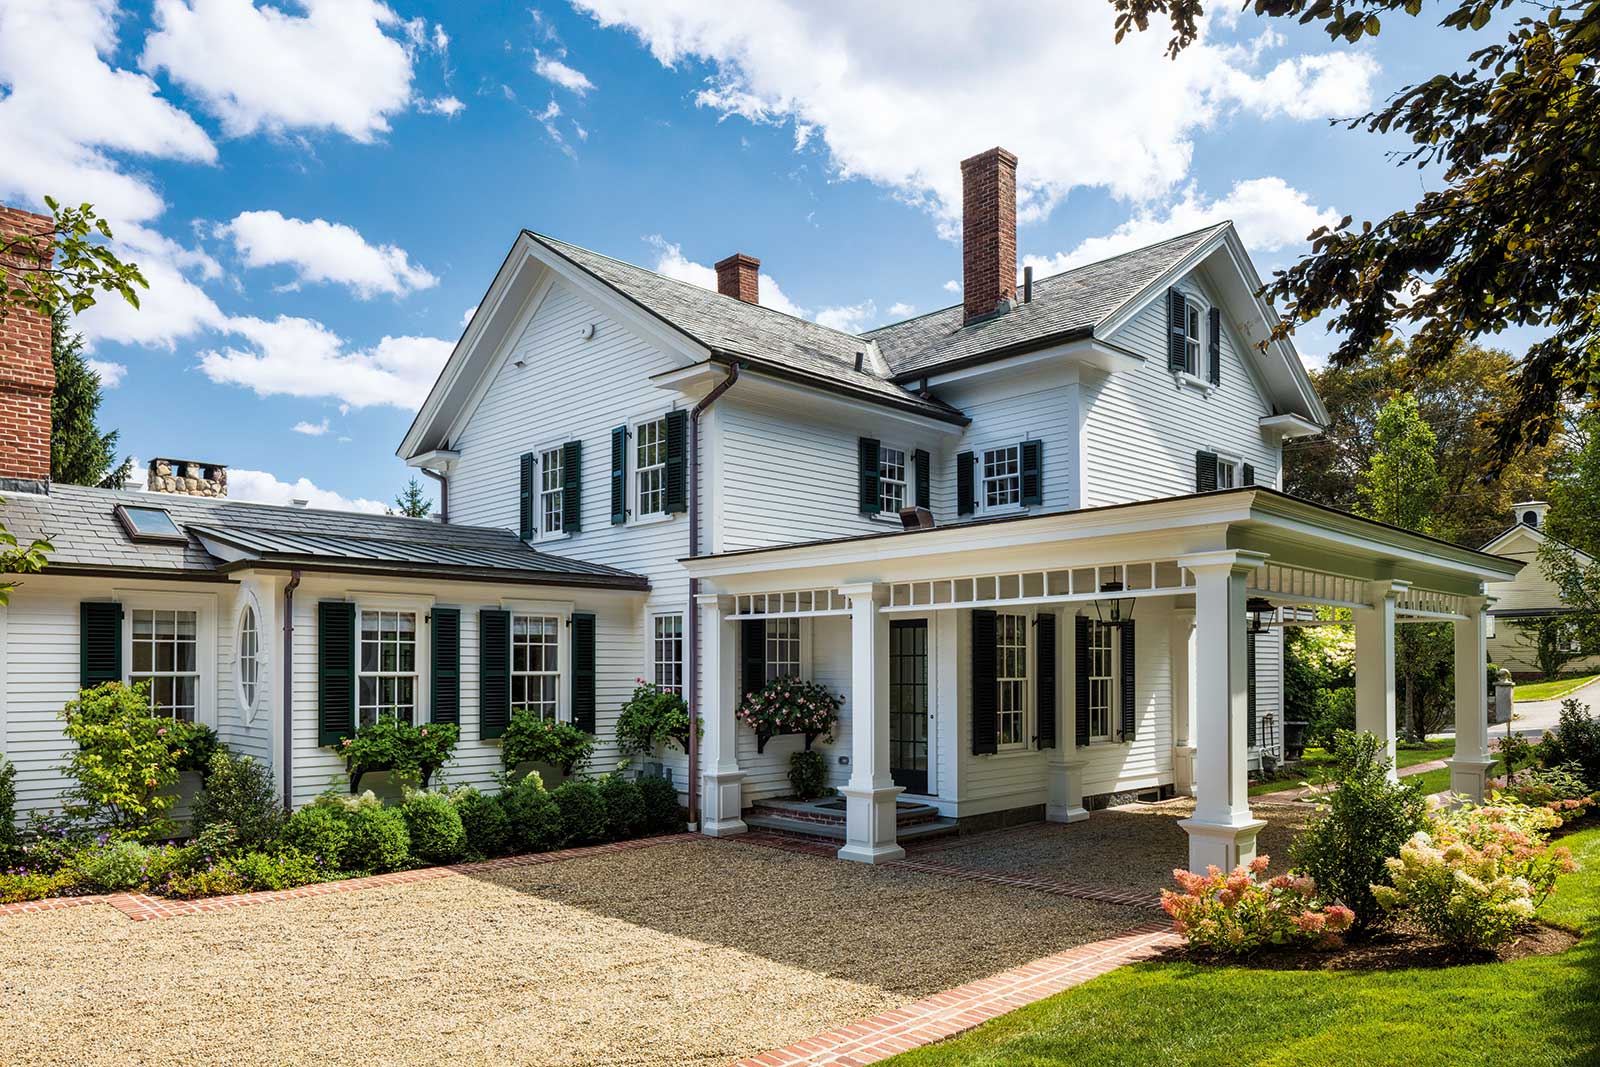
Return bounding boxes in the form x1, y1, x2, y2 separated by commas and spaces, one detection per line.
0, 1, 1499, 512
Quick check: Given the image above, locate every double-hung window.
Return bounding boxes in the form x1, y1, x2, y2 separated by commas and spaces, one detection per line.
512, 614, 561, 720
765, 618, 802, 681
635, 417, 668, 518
130, 608, 199, 721
996, 613, 1028, 748
1183, 301, 1203, 376
540, 447, 564, 535
1087, 620, 1116, 741
358, 609, 418, 726
879, 445, 908, 514
652, 613, 684, 694
1216, 457, 1238, 489
983, 444, 1021, 509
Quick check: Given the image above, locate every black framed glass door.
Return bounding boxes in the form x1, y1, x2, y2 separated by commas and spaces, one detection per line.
889, 619, 930, 794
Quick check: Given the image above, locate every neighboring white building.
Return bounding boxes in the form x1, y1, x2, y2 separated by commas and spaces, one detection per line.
0, 149, 1524, 871
1481, 502, 1600, 678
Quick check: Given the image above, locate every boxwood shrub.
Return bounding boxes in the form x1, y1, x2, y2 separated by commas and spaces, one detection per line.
551, 780, 609, 846
454, 787, 511, 859
281, 804, 352, 869
638, 775, 683, 834
341, 806, 411, 873
500, 774, 562, 854
599, 775, 645, 839
401, 792, 467, 865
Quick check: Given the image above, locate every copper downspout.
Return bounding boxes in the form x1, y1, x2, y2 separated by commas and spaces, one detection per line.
419, 467, 448, 523
281, 570, 302, 811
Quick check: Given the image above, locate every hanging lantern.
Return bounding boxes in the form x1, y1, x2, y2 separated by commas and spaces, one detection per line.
1095, 581, 1136, 625
1247, 597, 1275, 633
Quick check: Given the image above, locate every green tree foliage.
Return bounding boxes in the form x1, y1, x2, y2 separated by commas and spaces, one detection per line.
51, 311, 130, 488
391, 477, 432, 518
0, 198, 146, 321
1544, 410, 1600, 557
1107, 1, 1600, 467
1354, 392, 1444, 535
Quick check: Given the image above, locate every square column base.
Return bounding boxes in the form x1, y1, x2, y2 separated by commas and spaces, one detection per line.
1178, 815, 1268, 873
1446, 756, 1497, 804
836, 783, 905, 864
701, 769, 748, 837
1173, 745, 1198, 798
1045, 754, 1090, 823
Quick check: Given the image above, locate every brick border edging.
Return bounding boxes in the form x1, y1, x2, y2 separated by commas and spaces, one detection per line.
733, 922, 1178, 1067
0, 833, 700, 922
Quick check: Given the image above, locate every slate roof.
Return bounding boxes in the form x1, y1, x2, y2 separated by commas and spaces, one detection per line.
0, 483, 648, 589
865, 224, 1229, 379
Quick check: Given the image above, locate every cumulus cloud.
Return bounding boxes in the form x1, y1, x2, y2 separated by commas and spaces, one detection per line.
646, 236, 809, 318
292, 418, 331, 435
535, 51, 595, 94
86, 359, 127, 388
942, 279, 960, 294
887, 302, 916, 318
227, 468, 387, 513
417, 95, 465, 117
815, 301, 877, 333
218, 210, 438, 299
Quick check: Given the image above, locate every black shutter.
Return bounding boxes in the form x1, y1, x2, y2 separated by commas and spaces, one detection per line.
858, 437, 882, 514
971, 609, 997, 755
740, 619, 766, 697
478, 608, 511, 740
1036, 613, 1057, 749
79, 601, 122, 689
914, 449, 931, 509
1207, 305, 1222, 385
317, 601, 356, 747
431, 608, 461, 725
1167, 288, 1187, 373
1242, 462, 1255, 487
1020, 439, 1044, 506
571, 612, 597, 733
664, 409, 688, 514
1247, 629, 1258, 748
1074, 615, 1091, 747
1195, 450, 1218, 492
562, 440, 583, 532
1119, 620, 1137, 741
519, 452, 535, 540
956, 451, 976, 515
609, 425, 628, 525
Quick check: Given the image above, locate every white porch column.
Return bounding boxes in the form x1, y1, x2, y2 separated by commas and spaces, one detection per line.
837, 583, 904, 863
1047, 611, 1089, 823
695, 593, 746, 837
1448, 594, 1495, 801
1170, 607, 1198, 798
1354, 580, 1407, 779
1177, 551, 1268, 872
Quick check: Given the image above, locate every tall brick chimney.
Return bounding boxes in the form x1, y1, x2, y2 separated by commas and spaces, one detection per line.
961, 147, 1018, 323
0, 205, 56, 494
714, 253, 760, 304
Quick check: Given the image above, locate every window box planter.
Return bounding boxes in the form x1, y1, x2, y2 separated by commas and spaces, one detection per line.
738, 676, 842, 756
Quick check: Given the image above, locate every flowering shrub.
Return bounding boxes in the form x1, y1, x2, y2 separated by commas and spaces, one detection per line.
737, 675, 842, 753
1502, 764, 1596, 824
500, 714, 593, 776
76, 838, 153, 891
58, 682, 201, 838
337, 719, 458, 791
1160, 855, 1355, 955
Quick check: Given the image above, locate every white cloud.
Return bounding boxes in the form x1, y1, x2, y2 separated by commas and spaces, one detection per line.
292, 418, 331, 435
418, 95, 465, 117
141, 0, 420, 142
535, 51, 595, 94
573, 2, 1377, 223
815, 301, 877, 333
942, 279, 960, 294
75, 226, 228, 349
227, 468, 387, 513
1023, 177, 1340, 275
646, 236, 808, 318
86, 359, 127, 388
196, 315, 453, 409
460, 304, 479, 328
218, 210, 438, 299
887, 301, 916, 318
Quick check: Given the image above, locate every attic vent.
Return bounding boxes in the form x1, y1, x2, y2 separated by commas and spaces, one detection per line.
854, 351, 865, 372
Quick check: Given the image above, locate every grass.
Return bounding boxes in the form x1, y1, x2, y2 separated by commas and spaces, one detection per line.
1250, 739, 1456, 797
1514, 674, 1599, 702
884, 824, 1600, 1067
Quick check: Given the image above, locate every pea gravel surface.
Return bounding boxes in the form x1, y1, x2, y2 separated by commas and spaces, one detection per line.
0, 838, 1149, 1067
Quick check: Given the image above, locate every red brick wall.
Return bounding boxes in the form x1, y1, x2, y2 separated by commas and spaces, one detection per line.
961, 147, 1018, 323
714, 253, 760, 304
0, 205, 56, 486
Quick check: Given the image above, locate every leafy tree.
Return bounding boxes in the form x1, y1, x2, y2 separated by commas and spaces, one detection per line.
0, 517, 50, 606
1544, 410, 1600, 557
0, 197, 146, 320
1509, 615, 1581, 681
391, 476, 432, 518
1107, 1, 1600, 467
51, 311, 130, 489
1354, 392, 1445, 535
1530, 409, 1600, 661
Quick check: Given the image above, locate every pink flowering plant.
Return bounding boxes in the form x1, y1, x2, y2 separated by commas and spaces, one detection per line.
615, 680, 700, 755
337, 719, 458, 792
1160, 855, 1355, 955
500, 712, 593, 776
737, 675, 842, 753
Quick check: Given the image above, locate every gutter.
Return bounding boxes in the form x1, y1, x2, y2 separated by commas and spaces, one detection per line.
687, 361, 740, 828
281, 569, 301, 812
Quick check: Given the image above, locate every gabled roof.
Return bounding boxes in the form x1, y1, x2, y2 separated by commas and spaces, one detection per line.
0, 483, 648, 590
1480, 520, 1595, 566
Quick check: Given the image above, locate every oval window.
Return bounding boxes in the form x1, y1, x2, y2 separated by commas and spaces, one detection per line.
238, 602, 261, 720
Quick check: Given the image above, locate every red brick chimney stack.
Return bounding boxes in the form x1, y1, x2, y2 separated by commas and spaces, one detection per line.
0, 205, 56, 493
960, 147, 1018, 323
714, 253, 760, 304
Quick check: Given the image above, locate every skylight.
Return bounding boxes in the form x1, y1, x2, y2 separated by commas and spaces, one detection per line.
114, 505, 186, 544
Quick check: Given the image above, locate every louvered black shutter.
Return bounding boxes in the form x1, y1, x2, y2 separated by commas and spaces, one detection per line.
971, 609, 997, 755
1167, 288, 1187, 373
519, 452, 535, 540
1036, 613, 1057, 749
79, 601, 122, 689
478, 608, 511, 740
1246, 629, 1258, 748
1020, 439, 1044, 506
1242, 463, 1255, 487
562, 440, 583, 532
858, 437, 882, 515
317, 601, 356, 746
914, 449, 931, 509
1119, 620, 1137, 741
1207, 305, 1222, 385
1195, 450, 1218, 492
609, 425, 628, 525
956, 451, 976, 515
1074, 615, 1091, 747
664, 410, 688, 514
431, 608, 461, 725
571, 612, 597, 733
740, 619, 766, 697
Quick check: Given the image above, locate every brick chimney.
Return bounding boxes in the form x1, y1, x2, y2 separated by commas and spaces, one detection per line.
961, 147, 1018, 323
0, 205, 56, 494
714, 253, 760, 304
147, 458, 228, 497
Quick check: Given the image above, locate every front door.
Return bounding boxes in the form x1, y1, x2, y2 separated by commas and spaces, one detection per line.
889, 619, 930, 794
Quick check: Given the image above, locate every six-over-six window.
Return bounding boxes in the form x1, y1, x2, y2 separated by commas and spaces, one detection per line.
513, 614, 562, 720
879, 445, 908, 514
131, 608, 199, 721
635, 416, 668, 517
653, 613, 684, 694
983, 445, 1021, 509
358, 609, 418, 726
996, 613, 1028, 748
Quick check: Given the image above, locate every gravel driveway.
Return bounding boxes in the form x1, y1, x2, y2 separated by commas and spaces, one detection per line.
0, 838, 1148, 1067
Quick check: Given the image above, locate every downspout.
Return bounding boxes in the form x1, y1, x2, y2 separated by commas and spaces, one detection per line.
419, 467, 448, 523
687, 361, 740, 828
281, 570, 302, 812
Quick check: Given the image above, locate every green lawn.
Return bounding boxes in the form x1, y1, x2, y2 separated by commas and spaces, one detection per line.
1250, 739, 1456, 797
1514, 674, 1599, 702
884, 825, 1600, 1067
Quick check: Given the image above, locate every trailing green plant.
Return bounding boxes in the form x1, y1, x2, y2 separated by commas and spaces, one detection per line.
190, 751, 283, 852
0, 755, 17, 860
1538, 698, 1600, 785
551, 780, 609, 846
499, 773, 562, 854
1162, 856, 1356, 956
736, 675, 842, 753
0, 869, 79, 903
75, 838, 153, 891
335, 719, 458, 791
1288, 730, 1430, 934
501, 713, 594, 776
637, 775, 683, 834
176, 724, 222, 780
280, 805, 352, 869
788, 750, 827, 800
164, 862, 247, 899
615, 681, 698, 755
339, 805, 411, 873
400, 791, 467, 865
58, 682, 192, 838
599, 775, 645, 839
454, 788, 511, 859
228, 847, 327, 892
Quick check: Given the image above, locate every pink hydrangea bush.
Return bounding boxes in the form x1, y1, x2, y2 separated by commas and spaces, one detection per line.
1160, 855, 1355, 955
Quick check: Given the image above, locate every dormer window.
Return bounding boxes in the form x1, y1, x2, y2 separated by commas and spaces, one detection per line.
1184, 302, 1202, 376
115, 505, 186, 544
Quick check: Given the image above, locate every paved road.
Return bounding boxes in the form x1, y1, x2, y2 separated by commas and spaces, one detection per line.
1506, 677, 1600, 738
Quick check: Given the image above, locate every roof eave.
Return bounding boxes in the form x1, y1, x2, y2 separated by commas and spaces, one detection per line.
218, 557, 651, 591
710, 352, 970, 426
886, 325, 1095, 384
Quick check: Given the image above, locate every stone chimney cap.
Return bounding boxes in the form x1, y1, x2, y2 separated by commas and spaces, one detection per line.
147, 457, 229, 498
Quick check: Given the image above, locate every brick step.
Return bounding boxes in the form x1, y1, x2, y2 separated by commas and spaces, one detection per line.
750, 796, 944, 828
743, 811, 959, 843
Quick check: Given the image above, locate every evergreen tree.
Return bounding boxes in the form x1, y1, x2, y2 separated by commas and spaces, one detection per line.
50, 311, 130, 488
392, 477, 432, 518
